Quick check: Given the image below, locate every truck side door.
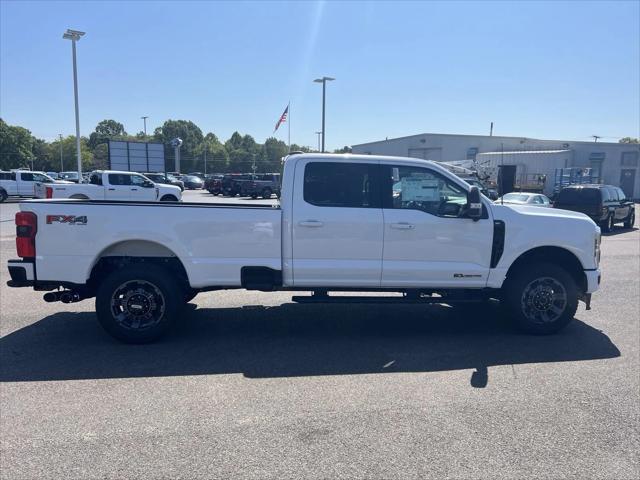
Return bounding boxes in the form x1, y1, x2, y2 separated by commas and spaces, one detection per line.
129, 174, 157, 201
291, 160, 383, 287
380, 163, 494, 288
17, 172, 35, 196
105, 173, 132, 200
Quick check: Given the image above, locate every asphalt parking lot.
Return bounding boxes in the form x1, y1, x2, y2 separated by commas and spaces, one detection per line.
0, 197, 638, 479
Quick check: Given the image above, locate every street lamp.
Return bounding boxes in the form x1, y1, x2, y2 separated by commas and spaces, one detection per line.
313, 76, 335, 152
315, 131, 322, 152
141, 116, 149, 137
58, 134, 64, 172
62, 28, 85, 180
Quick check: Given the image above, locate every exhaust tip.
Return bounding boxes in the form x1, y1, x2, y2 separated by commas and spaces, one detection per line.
43, 292, 59, 303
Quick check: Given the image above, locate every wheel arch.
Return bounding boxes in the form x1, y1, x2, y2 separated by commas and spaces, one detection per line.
87, 240, 191, 293
506, 246, 587, 293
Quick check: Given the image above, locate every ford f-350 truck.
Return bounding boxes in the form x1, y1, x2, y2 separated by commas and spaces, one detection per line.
7, 154, 601, 343
34, 170, 182, 202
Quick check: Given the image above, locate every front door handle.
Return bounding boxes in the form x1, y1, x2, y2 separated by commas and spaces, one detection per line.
298, 220, 324, 228
108, 188, 115, 191
131, 188, 138, 191
390, 222, 415, 230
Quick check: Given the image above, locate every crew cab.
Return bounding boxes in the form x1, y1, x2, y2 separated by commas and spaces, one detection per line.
7, 154, 601, 343
34, 170, 182, 202
0, 170, 69, 202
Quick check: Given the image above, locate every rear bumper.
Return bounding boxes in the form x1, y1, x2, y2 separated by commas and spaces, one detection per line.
585, 268, 601, 294
7, 259, 35, 287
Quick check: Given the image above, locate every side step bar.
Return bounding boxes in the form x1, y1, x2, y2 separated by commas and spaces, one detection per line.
291, 294, 487, 305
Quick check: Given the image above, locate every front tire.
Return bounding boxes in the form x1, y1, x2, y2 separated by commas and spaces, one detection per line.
261, 187, 272, 199
601, 214, 614, 233
96, 264, 181, 343
504, 263, 578, 334
160, 194, 178, 202
0, 189, 7, 203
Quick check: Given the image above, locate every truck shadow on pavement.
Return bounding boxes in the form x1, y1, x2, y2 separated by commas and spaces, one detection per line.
0, 302, 620, 388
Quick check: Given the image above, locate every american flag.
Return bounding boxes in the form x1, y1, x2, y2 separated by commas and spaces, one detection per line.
274, 104, 289, 132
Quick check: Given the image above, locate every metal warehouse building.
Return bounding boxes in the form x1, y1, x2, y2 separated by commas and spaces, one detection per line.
352, 133, 640, 199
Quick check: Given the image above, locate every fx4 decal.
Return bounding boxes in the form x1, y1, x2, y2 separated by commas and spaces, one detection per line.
46, 215, 88, 225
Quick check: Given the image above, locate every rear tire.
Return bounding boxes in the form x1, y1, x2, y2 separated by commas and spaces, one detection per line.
601, 214, 614, 233
624, 209, 635, 229
261, 187, 272, 199
0, 189, 7, 203
95, 264, 181, 343
504, 263, 578, 334
160, 195, 178, 202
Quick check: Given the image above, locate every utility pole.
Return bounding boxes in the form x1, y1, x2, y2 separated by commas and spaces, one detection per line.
315, 131, 322, 152
490, 122, 494, 137
59, 134, 64, 172
62, 29, 85, 181
141, 116, 149, 137
592, 135, 601, 143
313, 76, 335, 152
204, 146, 207, 176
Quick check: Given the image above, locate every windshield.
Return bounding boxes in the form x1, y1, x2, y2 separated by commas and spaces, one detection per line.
60, 171, 79, 180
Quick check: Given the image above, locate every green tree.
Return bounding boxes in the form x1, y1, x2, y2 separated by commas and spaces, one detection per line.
88, 119, 127, 149
290, 143, 312, 153
0, 118, 35, 170
333, 145, 352, 154
262, 137, 289, 172
50, 135, 93, 172
619, 137, 639, 144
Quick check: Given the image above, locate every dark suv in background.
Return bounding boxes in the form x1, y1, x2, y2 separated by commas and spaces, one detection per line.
554, 184, 635, 232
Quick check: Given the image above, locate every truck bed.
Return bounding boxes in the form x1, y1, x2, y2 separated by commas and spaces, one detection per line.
22, 199, 282, 288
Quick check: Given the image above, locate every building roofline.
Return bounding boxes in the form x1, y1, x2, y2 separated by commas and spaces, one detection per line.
351, 132, 634, 148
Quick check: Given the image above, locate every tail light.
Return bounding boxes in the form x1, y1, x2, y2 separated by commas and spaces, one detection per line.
16, 211, 37, 258
45, 186, 53, 199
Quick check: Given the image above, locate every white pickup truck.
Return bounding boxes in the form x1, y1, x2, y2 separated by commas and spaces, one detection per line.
34, 170, 182, 202
7, 153, 601, 343
0, 170, 70, 202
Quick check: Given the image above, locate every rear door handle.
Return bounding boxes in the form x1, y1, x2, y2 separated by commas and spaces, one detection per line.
298, 220, 324, 228
131, 188, 138, 191
390, 222, 415, 230
108, 188, 115, 191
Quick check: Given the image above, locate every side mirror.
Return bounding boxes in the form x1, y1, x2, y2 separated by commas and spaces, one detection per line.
467, 186, 483, 221
143, 181, 154, 188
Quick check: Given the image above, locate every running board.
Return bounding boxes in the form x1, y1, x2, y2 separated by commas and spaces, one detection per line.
291, 295, 485, 305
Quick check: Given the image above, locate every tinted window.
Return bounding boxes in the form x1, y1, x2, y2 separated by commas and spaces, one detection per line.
89, 174, 102, 185
556, 188, 601, 205
20, 173, 34, 181
304, 162, 377, 208
383, 166, 467, 217
0, 172, 16, 180
615, 187, 626, 201
108, 174, 132, 186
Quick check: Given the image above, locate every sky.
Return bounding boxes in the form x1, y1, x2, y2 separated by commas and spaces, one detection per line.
1, 0, 639, 150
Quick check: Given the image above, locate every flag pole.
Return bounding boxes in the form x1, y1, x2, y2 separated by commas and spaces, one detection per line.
288, 101, 291, 152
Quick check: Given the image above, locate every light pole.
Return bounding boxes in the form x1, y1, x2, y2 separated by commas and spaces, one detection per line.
141, 116, 148, 137
315, 131, 322, 152
58, 134, 64, 172
313, 76, 334, 152
62, 29, 85, 180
